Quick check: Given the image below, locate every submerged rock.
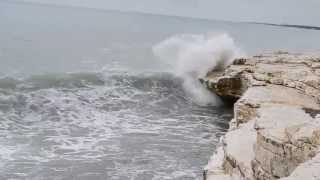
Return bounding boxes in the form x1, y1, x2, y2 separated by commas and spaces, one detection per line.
203, 52, 320, 180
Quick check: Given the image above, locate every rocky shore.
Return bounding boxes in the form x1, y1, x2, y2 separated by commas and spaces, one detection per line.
202, 52, 320, 180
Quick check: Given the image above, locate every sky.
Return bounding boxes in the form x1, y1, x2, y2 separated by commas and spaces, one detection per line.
19, 0, 320, 26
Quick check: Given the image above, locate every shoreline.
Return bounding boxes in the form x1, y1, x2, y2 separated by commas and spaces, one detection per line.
201, 51, 320, 180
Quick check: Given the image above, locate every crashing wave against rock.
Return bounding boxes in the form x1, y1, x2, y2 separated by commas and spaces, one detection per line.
202, 51, 320, 180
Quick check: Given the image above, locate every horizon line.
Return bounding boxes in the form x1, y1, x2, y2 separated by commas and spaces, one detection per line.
3, 0, 320, 31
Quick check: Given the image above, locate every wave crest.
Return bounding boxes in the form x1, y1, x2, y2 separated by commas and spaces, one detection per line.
153, 33, 244, 106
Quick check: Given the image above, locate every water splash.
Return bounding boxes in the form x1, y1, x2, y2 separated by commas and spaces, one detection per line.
153, 33, 244, 106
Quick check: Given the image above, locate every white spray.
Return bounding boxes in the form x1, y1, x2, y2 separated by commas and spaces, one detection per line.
153, 33, 244, 106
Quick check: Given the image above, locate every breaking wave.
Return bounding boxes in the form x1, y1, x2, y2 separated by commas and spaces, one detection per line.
0, 70, 231, 179
153, 33, 244, 106
0, 33, 239, 180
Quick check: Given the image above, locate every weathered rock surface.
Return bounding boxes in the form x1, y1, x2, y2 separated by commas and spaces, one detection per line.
203, 52, 320, 102
203, 52, 320, 180
253, 106, 320, 179
224, 121, 256, 179
281, 153, 320, 180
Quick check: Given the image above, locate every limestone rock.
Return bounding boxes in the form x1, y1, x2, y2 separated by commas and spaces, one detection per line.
203, 52, 320, 180
223, 121, 256, 179
280, 153, 320, 180
206, 121, 256, 180
201, 52, 320, 102
253, 106, 320, 179
234, 84, 319, 127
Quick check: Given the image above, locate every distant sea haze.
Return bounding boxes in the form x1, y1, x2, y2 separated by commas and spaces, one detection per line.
16, 0, 320, 27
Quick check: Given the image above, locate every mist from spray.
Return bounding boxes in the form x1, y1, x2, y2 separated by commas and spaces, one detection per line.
153, 33, 244, 106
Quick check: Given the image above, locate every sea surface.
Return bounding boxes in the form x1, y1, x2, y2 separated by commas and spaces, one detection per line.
0, 1, 320, 180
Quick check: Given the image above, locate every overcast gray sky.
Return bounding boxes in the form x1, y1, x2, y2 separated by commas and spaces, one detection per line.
21, 0, 320, 26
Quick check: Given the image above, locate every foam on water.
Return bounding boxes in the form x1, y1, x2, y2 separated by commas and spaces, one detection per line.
0, 70, 232, 179
0, 33, 238, 179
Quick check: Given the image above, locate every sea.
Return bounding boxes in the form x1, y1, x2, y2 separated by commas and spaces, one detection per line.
0, 1, 320, 180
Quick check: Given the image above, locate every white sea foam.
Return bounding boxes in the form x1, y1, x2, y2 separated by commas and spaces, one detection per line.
153, 33, 244, 106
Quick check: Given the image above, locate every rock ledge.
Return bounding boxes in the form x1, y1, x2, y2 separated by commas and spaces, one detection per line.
203, 52, 320, 180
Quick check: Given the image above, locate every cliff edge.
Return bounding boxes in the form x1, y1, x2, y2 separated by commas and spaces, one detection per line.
202, 52, 320, 180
